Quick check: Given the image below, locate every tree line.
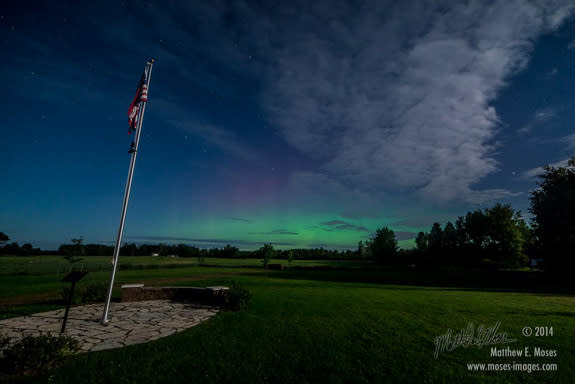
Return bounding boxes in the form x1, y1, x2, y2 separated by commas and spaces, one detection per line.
57, 242, 364, 261
0, 233, 46, 256
1, 157, 573, 272
0, 234, 364, 260
364, 157, 574, 273
409, 203, 531, 268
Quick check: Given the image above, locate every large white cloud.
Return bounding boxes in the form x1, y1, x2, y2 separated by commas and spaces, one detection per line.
79, 0, 573, 208
521, 158, 575, 180
261, 0, 574, 203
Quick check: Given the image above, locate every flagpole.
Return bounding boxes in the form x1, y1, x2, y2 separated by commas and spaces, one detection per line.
101, 59, 154, 325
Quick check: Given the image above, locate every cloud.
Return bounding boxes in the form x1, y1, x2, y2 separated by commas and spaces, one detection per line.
521, 133, 575, 179
284, 171, 386, 218
320, 220, 369, 232
11, 1, 573, 207
521, 158, 575, 180
545, 67, 559, 79
568, 39, 575, 50
321, 220, 349, 226
518, 106, 558, 135
391, 217, 437, 228
534, 108, 558, 121
101, 0, 571, 204
154, 98, 260, 162
260, 0, 574, 203
177, 121, 259, 161
248, 229, 299, 235
563, 133, 575, 151
225, 217, 251, 223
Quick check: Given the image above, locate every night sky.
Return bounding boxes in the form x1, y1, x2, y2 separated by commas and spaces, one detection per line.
1, 1, 575, 250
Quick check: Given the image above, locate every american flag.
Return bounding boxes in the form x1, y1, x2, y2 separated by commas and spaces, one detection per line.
127, 71, 148, 134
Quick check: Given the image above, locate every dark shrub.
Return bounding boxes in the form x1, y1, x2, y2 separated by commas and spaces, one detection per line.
81, 282, 108, 303
0, 333, 9, 352
0, 334, 79, 374
222, 281, 251, 311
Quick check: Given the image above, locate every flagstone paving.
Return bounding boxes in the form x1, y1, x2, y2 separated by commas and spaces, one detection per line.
0, 300, 219, 353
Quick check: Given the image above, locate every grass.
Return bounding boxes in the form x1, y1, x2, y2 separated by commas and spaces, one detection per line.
1, 256, 573, 383
25, 275, 575, 384
0, 266, 264, 315
0, 255, 369, 313
0, 255, 371, 275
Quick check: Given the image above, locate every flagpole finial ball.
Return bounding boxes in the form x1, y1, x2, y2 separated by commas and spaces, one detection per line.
150, 59, 154, 63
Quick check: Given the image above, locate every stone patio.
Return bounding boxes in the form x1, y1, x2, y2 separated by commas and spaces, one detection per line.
0, 300, 219, 353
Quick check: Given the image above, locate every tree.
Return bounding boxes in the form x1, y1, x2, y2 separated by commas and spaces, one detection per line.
369, 227, 398, 264
514, 213, 535, 263
120, 243, 138, 257
3, 242, 20, 255
465, 210, 489, 250
414, 231, 431, 266
0, 232, 9, 247
428, 223, 443, 256
287, 250, 294, 263
258, 243, 276, 268
221, 244, 240, 258
20, 243, 37, 256
357, 241, 367, 258
176, 244, 199, 258
529, 157, 575, 272
484, 204, 528, 267
62, 237, 84, 264
454, 216, 468, 250
463, 209, 489, 265
415, 232, 429, 252
198, 249, 207, 264
85, 243, 114, 256
442, 222, 457, 264
442, 222, 457, 249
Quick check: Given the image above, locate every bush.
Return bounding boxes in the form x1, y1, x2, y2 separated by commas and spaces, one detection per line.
222, 281, 251, 311
258, 243, 276, 268
61, 282, 109, 305
81, 283, 108, 303
0, 333, 9, 352
0, 334, 79, 374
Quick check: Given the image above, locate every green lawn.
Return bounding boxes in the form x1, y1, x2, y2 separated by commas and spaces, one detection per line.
0, 266, 264, 317
1, 256, 573, 383
25, 275, 574, 384
0, 255, 371, 275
